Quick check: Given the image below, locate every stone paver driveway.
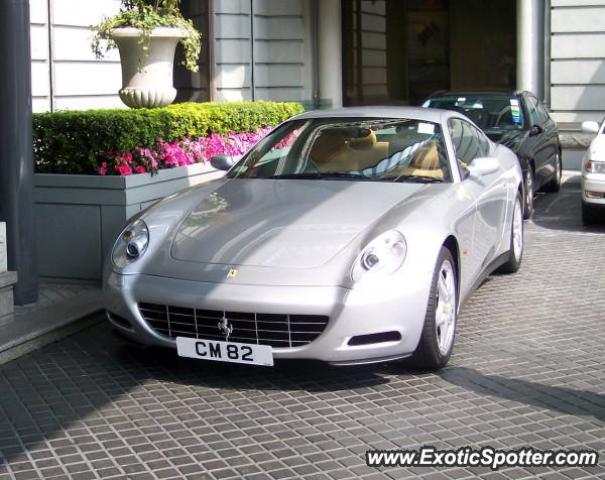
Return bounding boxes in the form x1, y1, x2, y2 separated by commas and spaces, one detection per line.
0, 176, 604, 480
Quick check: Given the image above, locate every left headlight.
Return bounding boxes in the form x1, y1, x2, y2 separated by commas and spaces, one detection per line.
585, 160, 605, 174
351, 230, 407, 283
112, 219, 149, 269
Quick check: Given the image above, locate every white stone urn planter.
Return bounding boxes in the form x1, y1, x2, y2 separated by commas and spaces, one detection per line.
111, 27, 187, 109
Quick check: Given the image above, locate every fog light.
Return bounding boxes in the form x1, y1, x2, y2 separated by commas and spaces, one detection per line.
348, 331, 402, 346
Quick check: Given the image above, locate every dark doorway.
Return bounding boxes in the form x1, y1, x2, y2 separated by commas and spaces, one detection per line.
175, 0, 212, 102
342, 0, 516, 106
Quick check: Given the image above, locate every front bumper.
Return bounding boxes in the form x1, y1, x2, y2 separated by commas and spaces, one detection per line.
104, 270, 432, 365
581, 171, 605, 205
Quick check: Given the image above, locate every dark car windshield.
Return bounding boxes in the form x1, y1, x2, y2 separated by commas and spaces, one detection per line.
228, 118, 452, 183
424, 94, 525, 130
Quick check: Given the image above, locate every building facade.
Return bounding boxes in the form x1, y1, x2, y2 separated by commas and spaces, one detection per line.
29, 0, 605, 166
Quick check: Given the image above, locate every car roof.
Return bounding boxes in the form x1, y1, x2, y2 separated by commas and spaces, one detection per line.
427, 90, 530, 98
291, 106, 448, 123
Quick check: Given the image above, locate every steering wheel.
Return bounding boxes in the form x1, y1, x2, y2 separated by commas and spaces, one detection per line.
494, 106, 512, 127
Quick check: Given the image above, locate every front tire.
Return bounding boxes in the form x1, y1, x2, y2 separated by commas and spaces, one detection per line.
411, 247, 457, 371
499, 193, 524, 273
543, 151, 562, 193
582, 201, 601, 225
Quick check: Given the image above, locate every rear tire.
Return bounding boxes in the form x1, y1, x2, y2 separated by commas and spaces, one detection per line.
410, 247, 457, 371
499, 193, 524, 274
582, 201, 601, 225
543, 151, 562, 193
523, 168, 534, 219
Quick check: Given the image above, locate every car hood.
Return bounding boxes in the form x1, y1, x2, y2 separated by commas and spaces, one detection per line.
484, 129, 527, 152
169, 179, 424, 268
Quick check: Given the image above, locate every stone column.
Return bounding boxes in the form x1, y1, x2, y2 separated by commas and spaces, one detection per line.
516, 0, 545, 98
0, 0, 38, 304
318, 0, 343, 108
0, 223, 18, 317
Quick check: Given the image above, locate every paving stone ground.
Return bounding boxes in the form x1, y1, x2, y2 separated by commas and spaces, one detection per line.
0, 177, 604, 480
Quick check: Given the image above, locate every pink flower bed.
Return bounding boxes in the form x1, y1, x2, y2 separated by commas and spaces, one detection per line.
98, 127, 273, 176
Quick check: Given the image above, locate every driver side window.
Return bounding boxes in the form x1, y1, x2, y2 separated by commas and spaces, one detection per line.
526, 95, 548, 125
448, 118, 484, 168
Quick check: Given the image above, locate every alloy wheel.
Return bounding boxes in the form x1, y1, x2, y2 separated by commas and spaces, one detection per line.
512, 197, 524, 261
435, 260, 456, 355
525, 170, 533, 214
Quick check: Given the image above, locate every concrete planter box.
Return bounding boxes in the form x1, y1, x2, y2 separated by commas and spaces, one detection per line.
34, 163, 223, 283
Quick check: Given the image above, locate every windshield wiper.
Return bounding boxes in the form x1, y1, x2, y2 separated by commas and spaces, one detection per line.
265, 173, 324, 179
266, 172, 374, 181
390, 174, 444, 183
318, 172, 375, 180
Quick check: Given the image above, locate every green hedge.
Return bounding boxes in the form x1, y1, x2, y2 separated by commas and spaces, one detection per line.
33, 101, 304, 174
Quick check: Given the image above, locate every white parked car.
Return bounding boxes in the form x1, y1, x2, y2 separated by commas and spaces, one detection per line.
581, 120, 605, 224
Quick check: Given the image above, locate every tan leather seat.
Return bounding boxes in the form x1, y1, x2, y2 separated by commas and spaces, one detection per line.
310, 129, 389, 172
394, 141, 445, 180
346, 130, 389, 169
309, 130, 349, 166
411, 141, 441, 170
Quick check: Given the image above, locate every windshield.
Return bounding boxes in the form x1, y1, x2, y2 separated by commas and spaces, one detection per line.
228, 118, 452, 183
424, 95, 525, 130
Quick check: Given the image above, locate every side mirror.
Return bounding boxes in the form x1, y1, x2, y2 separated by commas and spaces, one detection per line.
529, 124, 543, 137
459, 164, 471, 180
210, 155, 235, 171
581, 120, 600, 134
467, 157, 499, 177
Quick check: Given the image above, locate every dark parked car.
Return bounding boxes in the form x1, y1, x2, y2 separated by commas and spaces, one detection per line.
423, 91, 562, 218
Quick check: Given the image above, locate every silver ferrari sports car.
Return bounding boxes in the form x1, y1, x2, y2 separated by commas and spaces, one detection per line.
104, 107, 524, 370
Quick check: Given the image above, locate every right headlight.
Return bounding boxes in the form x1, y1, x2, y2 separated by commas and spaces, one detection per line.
351, 230, 407, 283
112, 219, 149, 269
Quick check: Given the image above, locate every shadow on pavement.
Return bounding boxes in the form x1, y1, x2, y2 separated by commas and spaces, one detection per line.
0, 321, 397, 465
439, 366, 605, 422
531, 174, 605, 234
118, 340, 393, 393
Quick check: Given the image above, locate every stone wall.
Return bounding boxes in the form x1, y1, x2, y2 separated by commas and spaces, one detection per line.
0, 223, 17, 317
549, 0, 605, 126
212, 0, 314, 103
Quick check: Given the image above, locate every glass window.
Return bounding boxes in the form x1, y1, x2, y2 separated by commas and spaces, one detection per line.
229, 118, 453, 183
448, 118, 486, 167
526, 95, 549, 125
425, 94, 525, 130
473, 125, 491, 157
534, 99, 550, 124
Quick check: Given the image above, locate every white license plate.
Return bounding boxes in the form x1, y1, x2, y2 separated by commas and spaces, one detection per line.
176, 337, 274, 366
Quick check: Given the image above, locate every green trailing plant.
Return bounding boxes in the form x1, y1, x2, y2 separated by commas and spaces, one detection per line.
91, 0, 202, 72
32, 101, 305, 175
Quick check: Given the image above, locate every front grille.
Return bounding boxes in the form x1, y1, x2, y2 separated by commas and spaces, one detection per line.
139, 303, 329, 348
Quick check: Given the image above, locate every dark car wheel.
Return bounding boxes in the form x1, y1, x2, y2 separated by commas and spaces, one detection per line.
543, 151, 562, 193
498, 193, 524, 274
523, 168, 534, 219
411, 247, 457, 371
582, 201, 602, 225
